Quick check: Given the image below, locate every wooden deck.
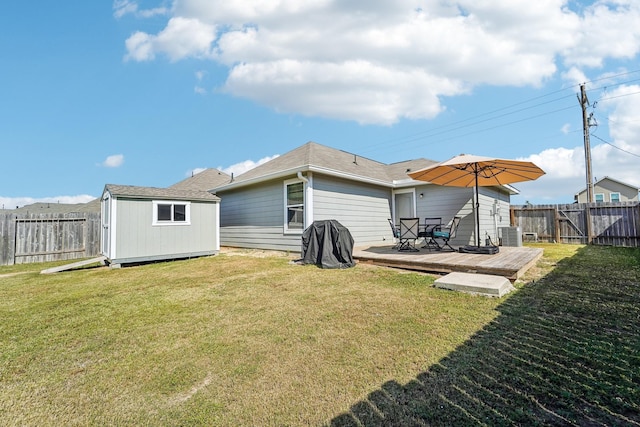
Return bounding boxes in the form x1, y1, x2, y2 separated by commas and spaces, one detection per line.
353, 245, 543, 281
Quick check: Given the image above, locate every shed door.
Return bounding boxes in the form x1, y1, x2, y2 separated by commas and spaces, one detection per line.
101, 196, 110, 257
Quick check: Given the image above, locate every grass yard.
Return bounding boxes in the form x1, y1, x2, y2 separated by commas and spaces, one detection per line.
1, 244, 638, 425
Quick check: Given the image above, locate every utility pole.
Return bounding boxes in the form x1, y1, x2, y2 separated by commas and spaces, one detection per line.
579, 83, 594, 203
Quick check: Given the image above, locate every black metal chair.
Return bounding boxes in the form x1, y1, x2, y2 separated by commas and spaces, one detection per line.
387, 218, 401, 249
398, 218, 420, 252
432, 216, 461, 251
419, 217, 442, 250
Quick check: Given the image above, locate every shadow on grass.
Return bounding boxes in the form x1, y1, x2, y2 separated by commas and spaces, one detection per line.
330, 246, 640, 426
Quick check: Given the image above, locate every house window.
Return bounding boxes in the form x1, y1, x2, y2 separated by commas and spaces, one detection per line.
284, 180, 304, 232
153, 201, 191, 225
594, 193, 604, 203
610, 192, 621, 202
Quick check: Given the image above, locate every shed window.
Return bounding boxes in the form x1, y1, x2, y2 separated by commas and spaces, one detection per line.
610, 192, 621, 202
153, 201, 191, 225
284, 180, 304, 232
595, 193, 604, 203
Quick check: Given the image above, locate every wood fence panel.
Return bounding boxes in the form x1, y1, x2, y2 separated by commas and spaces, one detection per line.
1, 212, 101, 266
511, 202, 640, 247
0, 213, 16, 266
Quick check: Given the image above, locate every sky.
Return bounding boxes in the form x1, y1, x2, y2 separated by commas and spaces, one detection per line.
2, 0, 640, 209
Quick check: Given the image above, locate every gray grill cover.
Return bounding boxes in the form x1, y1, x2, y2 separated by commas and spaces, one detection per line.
301, 220, 355, 269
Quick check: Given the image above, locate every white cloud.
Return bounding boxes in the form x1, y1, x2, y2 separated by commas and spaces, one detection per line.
219, 154, 280, 176
513, 83, 640, 203
125, 17, 216, 62
0, 195, 96, 210
101, 154, 124, 168
113, 0, 168, 19
122, 1, 640, 124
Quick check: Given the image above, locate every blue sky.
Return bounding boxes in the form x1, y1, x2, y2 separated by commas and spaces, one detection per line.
2, 1, 640, 209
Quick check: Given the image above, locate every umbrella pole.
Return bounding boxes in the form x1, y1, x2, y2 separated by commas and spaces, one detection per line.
475, 171, 481, 247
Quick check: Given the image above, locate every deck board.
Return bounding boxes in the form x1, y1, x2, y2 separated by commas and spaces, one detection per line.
353, 245, 543, 281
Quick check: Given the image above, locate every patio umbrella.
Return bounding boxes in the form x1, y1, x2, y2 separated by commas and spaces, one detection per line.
408, 154, 545, 247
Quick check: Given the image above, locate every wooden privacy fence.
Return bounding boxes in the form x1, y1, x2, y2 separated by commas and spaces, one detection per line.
0, 212, 101, 266
510, 202, 640, 247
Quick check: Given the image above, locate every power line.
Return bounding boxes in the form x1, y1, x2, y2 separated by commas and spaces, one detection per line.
356, 68, 640, 157
590, 133, 640, 158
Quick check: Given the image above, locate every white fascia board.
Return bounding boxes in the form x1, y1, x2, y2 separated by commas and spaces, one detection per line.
402, 179, 520, 195
215, 166, 394, 191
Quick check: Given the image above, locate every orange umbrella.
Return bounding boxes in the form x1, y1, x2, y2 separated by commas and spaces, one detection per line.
408, 154, 545, 247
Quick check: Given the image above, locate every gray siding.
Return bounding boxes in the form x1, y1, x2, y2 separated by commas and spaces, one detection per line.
313, 174, 393, 246
577, 179, 639, 203
218, 179, 301, 252
415, 185, 474, 246
113, 198, 218, 263
478, 187, 511, 244
414, 185, 511, 246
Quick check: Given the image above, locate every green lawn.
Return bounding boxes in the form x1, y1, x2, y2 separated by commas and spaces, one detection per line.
1, 245, 638, 426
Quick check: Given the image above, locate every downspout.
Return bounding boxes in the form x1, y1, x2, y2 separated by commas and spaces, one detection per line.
297, 172, 313, 227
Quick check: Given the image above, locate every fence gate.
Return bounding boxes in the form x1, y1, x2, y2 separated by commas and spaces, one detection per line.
0, 212, 101, 266
510, 202, 640, 247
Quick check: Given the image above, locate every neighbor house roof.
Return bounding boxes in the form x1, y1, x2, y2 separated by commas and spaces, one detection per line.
103, 184, 220, 202
4, 200, 101, 214
169, 169, 231, 192
213, 141, 438, 191
574, 176, 640, 196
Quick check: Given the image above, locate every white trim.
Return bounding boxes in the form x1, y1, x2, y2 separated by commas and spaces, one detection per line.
214, 202, 220, 251
283, 178, 305, 234
110, 196, 117, 259
391, 188, 417, 222
152, 200, 191, 226
609, 192, 621, 202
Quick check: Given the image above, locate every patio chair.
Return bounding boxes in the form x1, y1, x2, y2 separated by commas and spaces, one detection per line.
398, 218, 420, 252
419, 217, 442, 250
387, 218, 401, 249
432, 216, 461, 252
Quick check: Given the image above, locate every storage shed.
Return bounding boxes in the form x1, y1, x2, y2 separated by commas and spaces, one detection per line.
101, 184, 220, 267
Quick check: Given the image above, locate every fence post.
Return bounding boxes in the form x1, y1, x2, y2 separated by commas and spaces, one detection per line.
585, 204, 593, 244
554, 206, 561, 243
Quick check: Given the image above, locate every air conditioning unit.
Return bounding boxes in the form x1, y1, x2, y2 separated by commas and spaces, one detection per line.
499, 226, 522, 247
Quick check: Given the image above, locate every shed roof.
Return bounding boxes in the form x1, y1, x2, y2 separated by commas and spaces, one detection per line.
103, 184, 220, 202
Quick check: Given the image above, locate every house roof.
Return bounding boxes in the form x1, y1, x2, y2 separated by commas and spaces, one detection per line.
103, 184, 220, 202
169, 168, 231, 192
574, 176, 640, 196
213, 141, 438, 191
3, 199, 101, 214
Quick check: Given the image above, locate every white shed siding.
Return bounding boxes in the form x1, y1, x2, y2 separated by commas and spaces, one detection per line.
313, 174, 393, 246
113, 198, 217, 262
218, 179, 302, 252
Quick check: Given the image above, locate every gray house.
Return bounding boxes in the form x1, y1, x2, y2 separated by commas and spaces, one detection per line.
101, 184, 221, 266
211, 142, 516, 252
575, 176, 640, 203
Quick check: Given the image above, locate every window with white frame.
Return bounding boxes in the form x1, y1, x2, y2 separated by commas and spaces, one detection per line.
610, 192, 621, 202
284, 180, 304, 232
153, 201, 190, 225
595, 193, 605, 203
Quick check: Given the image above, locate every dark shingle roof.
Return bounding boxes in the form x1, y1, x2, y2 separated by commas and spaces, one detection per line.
170, 169, 231, 192
104, 184, 219, 202
215, 141, 438, 190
